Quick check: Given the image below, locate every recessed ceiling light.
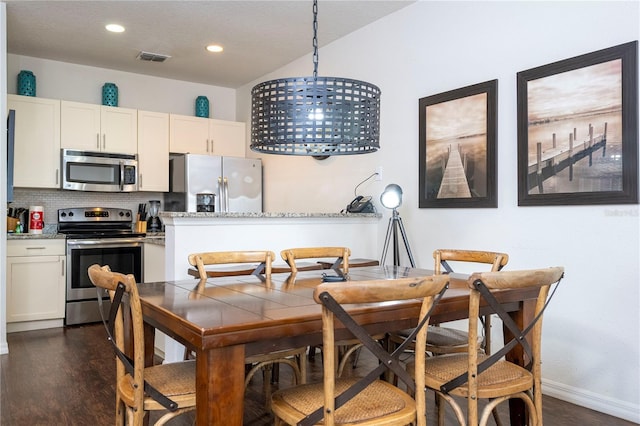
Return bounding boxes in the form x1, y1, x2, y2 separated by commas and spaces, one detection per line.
206, 44, 224, 53
106, 24, 125, 33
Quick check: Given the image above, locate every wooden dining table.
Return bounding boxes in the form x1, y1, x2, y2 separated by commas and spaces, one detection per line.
137, 265, 538, 425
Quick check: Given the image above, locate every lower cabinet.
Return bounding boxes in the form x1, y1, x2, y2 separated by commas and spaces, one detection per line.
6, 239, 66, 331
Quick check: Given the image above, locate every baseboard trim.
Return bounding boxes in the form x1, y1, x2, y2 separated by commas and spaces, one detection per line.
543, 378, 640, 424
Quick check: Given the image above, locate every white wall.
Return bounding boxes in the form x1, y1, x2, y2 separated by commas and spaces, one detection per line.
237, 1, 640, 422
6, 54, 237, 119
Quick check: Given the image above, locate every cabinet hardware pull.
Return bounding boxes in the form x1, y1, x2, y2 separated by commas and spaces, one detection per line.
56, 169, 59, 185
103, 134, 106, 150
61, 259, 65, 276
26, 247, 47, 250
96, 133, 100, 149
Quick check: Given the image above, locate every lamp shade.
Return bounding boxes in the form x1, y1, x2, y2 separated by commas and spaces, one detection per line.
380, 184, 403, 209
250, 76, 381, 156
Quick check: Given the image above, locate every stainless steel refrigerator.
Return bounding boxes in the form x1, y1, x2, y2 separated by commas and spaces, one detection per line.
164, 153, 262, 213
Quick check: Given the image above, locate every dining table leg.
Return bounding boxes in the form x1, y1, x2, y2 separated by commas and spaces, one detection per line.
195, 344, 246, 425
504, 298, 536, 426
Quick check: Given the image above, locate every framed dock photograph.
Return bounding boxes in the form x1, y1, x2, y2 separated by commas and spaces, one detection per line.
418, 80, 498, 208
517, 41, 638, 206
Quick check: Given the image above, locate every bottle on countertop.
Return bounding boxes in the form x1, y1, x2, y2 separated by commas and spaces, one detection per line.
15, 221, 22, 234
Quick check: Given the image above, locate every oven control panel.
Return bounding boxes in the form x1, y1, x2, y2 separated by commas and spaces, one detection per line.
58, 207, 133, 223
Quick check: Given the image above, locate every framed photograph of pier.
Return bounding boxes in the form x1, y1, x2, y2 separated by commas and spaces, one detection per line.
517, 41, 638, 206
418, 79, 498, 208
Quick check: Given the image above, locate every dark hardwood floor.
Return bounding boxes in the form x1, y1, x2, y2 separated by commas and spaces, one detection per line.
1, 324, 635, 425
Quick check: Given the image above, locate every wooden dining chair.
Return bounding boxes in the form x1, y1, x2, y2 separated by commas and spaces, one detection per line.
281, 246, 384, 374
389, 250, 509, 357
410, 267, 564, 426
271, 274, 450, 426
187, 251, 307, 405
88, 264, 196, 426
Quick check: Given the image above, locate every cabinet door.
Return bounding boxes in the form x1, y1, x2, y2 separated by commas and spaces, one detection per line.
8, 95, 61, 189
101, 106, 138, 154
210, 119, 246, 157
144, 243, 166, 282
169, 114, 210, 154
61, 100, 102, 151
6, 255, 66, 322
138, 110, 169, 192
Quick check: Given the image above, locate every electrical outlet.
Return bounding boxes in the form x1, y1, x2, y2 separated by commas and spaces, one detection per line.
375, 166, 383, 181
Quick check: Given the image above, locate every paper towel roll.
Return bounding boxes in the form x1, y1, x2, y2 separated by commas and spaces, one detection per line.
29, 206, 44, 234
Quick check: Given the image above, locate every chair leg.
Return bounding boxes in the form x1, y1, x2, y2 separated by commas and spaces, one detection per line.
308, 345, 318, 361
271, 363, 280, 384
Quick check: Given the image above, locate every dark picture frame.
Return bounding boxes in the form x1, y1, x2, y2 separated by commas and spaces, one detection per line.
517, 41, 638, 206
419, 80, 498, 208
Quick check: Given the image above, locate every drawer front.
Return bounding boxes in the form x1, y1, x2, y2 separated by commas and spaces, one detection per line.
7, 239, 65, 257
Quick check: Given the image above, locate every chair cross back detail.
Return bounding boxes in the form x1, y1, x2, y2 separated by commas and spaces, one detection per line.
441, 267, 564, 394
285, 275, 450, 426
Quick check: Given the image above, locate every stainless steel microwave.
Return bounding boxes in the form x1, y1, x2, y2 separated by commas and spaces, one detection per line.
61, 149, 138, 192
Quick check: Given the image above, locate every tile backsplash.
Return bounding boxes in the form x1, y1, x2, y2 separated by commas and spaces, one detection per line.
9, 188, 165, 232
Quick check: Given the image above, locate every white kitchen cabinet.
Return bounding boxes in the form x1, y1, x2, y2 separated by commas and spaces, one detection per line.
7, 94, 61, 189
210, 119, 246, 157
169, 113, 246, 157
61, 100, 137, 154
6, 239, 66, 331
137, 110, 169, 192
144, 242, 166, 282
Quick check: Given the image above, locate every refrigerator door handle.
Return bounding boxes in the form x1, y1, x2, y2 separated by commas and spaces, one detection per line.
223, 177, 229, 213
218, 176, 224, 212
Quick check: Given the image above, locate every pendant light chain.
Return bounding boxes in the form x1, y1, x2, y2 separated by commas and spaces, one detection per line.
250, 0, 381, 156
312, 0, 319, 80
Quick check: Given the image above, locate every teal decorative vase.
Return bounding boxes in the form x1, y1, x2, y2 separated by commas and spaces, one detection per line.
195, 96, 210, 118
102, 83, 119, 106
18, 70, 36, 97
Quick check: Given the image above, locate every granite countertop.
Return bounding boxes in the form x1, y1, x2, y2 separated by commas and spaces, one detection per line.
7, 232, 165, 243
6, 232, 65, 240
160, 212, 381, 218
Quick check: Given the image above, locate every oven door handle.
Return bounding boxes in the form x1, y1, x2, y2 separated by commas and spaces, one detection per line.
67, 238, 144, 247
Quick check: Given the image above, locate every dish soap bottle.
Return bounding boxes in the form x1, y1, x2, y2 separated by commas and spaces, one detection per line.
15, 220, 22, 234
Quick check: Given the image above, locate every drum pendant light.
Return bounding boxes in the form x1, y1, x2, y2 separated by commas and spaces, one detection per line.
250, 0, 381, 158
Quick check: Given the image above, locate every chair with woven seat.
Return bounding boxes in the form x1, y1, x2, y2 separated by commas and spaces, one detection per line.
281, 246, 385, 373
187, 251, 307, 404
271, 274, 450, 426
411, 267, 564, 426
390, 249, 509, 357
88, 264, 196, 426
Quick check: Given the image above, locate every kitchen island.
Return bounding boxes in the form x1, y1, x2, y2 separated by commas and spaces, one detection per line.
160, 211, 382, 280
157, 211, 382, 361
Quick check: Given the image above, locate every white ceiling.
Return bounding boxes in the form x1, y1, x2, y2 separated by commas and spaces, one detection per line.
5, 0, 414, 89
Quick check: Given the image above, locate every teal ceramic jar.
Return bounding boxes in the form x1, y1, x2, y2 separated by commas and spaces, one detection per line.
18, 70, 36, 97
195, 96, 209, 118
102, 83, 119, 106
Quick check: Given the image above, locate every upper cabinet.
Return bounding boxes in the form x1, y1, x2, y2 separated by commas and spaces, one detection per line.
137, 110, 169, 192
61, 100, 137, 154
169, 113, 246, 157
7, 94, 61, 189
